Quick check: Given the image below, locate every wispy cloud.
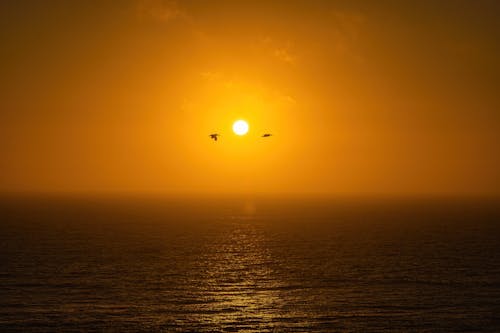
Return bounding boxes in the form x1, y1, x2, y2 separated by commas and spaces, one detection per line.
258, 37, 298, 65
200, 71, 221, 81
136, 0, 184, 22
330, 9, 366, 56
273, 47, 297, 65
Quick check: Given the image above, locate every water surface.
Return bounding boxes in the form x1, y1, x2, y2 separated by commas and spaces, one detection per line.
1, 196, 499, 331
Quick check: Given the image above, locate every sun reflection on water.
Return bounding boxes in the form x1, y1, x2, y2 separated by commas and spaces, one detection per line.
191, 219, 284, 331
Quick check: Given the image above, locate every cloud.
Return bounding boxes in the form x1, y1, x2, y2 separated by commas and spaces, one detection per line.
332, 10, 365, 37
273, 47, 297, 65
258, 37, 298, 65
199, 71, 236, 89
136, 0, 184, 22
200, 71, 221, 81
280, 94, 297, 105
330, 9, 366, 56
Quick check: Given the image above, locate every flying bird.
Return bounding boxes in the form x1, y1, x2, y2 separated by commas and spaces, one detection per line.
262, 133, 272, 137
209, 133, 220, 141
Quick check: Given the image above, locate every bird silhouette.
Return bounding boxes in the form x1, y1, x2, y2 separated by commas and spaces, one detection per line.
209, 133, 220, 141
262, 133, 272, 137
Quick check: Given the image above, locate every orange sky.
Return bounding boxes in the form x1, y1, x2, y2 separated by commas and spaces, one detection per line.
0, 0, 499, 195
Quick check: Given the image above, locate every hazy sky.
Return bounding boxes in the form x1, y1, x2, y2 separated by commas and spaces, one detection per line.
1, 0, 499, 195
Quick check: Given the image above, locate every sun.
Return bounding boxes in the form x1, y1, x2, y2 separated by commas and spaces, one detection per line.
232, 120, 249, 136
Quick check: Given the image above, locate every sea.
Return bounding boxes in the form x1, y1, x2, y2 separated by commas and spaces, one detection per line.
0, 195, 499, 332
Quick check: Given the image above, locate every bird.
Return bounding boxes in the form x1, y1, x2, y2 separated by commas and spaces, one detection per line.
209, 133, 220, 141
262, 133, 272, 137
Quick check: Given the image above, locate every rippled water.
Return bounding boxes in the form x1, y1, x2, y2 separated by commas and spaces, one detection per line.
1, 196, 499, 332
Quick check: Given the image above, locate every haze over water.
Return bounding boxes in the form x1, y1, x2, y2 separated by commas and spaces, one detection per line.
1, 196, 499, 332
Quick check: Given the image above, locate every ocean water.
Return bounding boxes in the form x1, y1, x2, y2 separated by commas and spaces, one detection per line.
0, 196, 499, 332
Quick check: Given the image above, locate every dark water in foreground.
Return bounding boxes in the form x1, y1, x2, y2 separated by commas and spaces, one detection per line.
0, 196, 499, 332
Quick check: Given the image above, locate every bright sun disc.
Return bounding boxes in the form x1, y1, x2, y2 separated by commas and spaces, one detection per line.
233, 120, 249, 135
